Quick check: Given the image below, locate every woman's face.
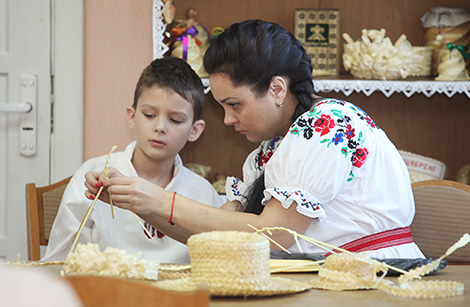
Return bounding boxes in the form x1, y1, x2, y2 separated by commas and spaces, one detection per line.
209, 73, 291, 143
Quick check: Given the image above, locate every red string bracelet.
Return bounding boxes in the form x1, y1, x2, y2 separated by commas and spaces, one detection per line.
168, 192, 177, 225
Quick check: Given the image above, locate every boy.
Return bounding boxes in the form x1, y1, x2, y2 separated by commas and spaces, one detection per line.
43, 57, 223, 263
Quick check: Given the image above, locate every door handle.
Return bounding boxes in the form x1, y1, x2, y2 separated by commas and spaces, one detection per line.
0, 74, 38, 156
0, 102, 32, 113
19, 75, 37, 157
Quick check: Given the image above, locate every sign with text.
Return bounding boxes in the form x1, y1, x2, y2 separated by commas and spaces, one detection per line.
399, 150, 446, 179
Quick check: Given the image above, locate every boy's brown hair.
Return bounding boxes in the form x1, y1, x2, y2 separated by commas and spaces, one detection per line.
133, 57, 204, 122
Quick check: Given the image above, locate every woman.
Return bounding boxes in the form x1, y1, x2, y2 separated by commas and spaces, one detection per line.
85, 20, 424, 259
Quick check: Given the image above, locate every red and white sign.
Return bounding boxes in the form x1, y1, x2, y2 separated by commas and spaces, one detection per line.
399, 150, 446, 179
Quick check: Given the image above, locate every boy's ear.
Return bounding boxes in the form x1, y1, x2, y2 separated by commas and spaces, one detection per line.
187, 119, 206, 142
126, 106, 136, 130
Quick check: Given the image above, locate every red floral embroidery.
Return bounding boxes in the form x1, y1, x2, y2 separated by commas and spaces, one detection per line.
352, 148, 369, 168
254, 137, 281, 170
364, 117, 376, 128
289, 99, 379, 181
314, 114, 336, 136
345, 124, 355, 139
259, 151, 273, 167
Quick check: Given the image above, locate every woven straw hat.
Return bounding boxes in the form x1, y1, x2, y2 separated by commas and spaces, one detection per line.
153, 231, 312, 296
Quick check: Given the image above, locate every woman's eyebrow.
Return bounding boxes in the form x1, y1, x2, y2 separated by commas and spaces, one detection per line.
219, 96, 237, 104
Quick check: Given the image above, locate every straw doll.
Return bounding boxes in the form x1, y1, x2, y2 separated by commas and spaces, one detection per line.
435, 46, 470, 81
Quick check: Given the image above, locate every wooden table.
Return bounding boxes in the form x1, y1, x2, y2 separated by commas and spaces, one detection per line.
37, 264, 470, 306
210, 265, 470, 306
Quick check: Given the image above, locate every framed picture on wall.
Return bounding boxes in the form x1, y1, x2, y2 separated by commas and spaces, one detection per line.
294, 9, 341, 77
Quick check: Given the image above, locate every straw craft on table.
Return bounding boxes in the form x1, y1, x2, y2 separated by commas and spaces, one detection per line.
64, 243, 159, 280
158, 264, 191, 280
252, 226, 469, 299
4, 225, 469, 299
153, 231, 312, 297
269, 259, 321, 273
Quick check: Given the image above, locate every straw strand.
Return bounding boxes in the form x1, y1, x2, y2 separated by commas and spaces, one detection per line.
252, 226, 408, 275
70, 186, 103, 254
247, 224, 291, 254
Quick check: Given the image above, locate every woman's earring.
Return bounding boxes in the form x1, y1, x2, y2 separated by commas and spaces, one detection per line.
275, 100, 284, 108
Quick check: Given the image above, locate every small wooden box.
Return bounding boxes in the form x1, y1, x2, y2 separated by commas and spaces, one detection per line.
294, 9, 341, 76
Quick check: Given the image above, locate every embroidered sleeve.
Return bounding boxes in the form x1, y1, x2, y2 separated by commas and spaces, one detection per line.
225, 176, 247, 207
264, 99, 379, 219
263, 187, 326, 219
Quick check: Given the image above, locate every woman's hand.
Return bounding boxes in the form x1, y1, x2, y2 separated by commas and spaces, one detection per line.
104, 176, 167, 217
84, 167, 169, 218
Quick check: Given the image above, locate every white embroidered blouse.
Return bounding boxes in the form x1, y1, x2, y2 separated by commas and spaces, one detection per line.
226, 98, 424, 259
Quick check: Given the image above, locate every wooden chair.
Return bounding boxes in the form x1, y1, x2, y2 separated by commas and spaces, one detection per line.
25, 176, 72, 261
411, 179, 470, 263
64, 275, 209, 307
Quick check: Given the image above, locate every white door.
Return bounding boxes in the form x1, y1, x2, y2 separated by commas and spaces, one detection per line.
0, 0, 51, 261
0, 0, 84, 261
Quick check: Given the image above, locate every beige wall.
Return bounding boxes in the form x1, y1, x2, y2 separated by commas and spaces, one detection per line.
84, 0, 152, 160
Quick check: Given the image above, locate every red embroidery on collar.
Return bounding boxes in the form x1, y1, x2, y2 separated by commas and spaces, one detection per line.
144, 222, 165, 239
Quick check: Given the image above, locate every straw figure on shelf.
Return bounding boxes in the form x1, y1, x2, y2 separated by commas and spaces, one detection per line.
435, 43, 470, 81
342, 29, 432, 80
171, 9, 210, 78
421, 6, 470, 76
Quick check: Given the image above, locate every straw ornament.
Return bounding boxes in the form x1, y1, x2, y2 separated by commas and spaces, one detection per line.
342, 29, 432, 79
435, 44, 470, 81
63, 243, 159, 280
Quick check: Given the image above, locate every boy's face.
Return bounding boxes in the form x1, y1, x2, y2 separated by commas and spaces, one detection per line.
127, 86, 205, 164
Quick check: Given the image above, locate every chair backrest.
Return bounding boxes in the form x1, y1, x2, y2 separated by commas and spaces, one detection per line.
64, 275, 209, 307
411, 179, 470, 263
25, 176, 72, 261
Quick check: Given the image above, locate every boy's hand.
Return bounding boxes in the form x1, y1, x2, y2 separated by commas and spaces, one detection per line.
84, 167, 124, 203
84, 171, 106, 202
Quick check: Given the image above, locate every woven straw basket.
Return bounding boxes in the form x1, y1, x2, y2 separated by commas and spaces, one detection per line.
153, 231, 312, 297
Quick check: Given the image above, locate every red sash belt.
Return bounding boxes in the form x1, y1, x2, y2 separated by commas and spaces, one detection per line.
324, 226, 414, 256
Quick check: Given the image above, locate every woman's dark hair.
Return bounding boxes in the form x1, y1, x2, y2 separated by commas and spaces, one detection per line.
204, 19, 317, 122
243, 174, 267, 215
204, 20, 321, 215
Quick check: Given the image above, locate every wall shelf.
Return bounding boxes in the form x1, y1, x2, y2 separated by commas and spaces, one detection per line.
201, 78, 470, 98
152, 0, 470, 99
313, 79, 470, 98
